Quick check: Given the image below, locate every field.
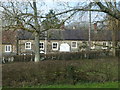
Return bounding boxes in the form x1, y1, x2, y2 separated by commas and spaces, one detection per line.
2, 57, 119, 88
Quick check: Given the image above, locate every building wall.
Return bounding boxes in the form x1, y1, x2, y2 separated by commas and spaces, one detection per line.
18, 40, 84, 54
47, 40, 83, 52
19, 40, 34, 54
2, 44, 16, 55
2, 40, 117, 55
18, 40, 114, 54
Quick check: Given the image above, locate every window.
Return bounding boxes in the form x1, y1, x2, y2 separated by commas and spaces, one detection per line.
91, 42, 95, 49
52, 42, 58, 50
39, 42, 44, 50
71, 41, 77, 48
25, 42, 31, 49
5, 45, 11, 52
109, 42, 112, 46
102, 42, 107, 49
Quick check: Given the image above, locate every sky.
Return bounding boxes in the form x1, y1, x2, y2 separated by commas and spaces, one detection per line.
1, 0, 115, 25
0, 0, 91, 2
40, 0, 105, 24
0, 0, 119, 2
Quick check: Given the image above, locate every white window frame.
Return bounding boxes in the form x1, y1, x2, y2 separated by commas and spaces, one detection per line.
52, 42, 58, 50
5, 45, 11, 52
102, 42, 108, 49
39, 42, 44, 50
71, 41, 77, 48
91, 42, 95, 49
109, 42, 112, 47
25, 42, 31, 49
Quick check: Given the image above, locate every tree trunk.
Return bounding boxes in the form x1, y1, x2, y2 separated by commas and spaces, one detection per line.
112, 29, 117, 56
33, 0, 40, 62
0, 19, 2, 64
16, 37, 19, 55
34, 32, 40, 62
112, 17, 118, 57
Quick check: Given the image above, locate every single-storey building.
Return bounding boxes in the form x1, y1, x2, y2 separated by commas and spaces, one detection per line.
2, 29, 120, 55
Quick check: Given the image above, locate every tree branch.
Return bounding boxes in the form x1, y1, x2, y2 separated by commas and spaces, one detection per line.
95, 2, 120, 21
2, 25, 35, 32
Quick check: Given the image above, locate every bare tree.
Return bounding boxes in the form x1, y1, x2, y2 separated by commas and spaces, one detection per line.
55, 1, 120, 56
53, 1, 120, 21
94, 1, 120, 21
0, 0, 77, 62
0, 1, 42, 62
1, 0, 120, 61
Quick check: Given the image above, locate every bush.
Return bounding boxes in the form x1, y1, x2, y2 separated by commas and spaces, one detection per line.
2, 51, 111, 63
2, 57, 118, 87
116, 50, 120, 57
13, 55, 34, 62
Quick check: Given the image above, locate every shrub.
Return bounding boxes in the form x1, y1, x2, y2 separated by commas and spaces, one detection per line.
13, 55, 34, 62
116, 50, 120, 57
2, 51, 112, 63
2, 57, 118, 87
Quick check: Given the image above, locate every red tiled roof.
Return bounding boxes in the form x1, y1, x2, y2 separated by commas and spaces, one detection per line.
2, 30, 17, 44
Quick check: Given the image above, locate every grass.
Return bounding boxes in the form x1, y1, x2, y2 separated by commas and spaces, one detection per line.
25, 82, 119, 88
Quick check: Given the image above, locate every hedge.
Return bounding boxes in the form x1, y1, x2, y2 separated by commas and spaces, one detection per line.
12, 51, 110, 62
2, 50, 120, 63
2, 58, 118, 87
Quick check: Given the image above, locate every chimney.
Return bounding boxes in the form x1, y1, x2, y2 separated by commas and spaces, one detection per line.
60, 22, 65, 30
94, 23, 97, 31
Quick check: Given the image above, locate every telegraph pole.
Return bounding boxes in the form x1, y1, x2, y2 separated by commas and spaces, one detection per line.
45, 31, 47, 55
88, 2, 92, 50
0, 17, 2, 88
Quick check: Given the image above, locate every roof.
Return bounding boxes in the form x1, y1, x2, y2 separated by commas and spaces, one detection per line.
17, 30, 34, 40
50, 29, 120, 41
2, 29, 120, 43
2, 30, 17, 44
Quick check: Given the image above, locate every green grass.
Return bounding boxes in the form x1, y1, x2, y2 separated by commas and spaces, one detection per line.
25, 82, 119, 88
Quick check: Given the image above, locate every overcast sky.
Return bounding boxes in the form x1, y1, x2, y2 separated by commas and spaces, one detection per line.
0, 0, 110, 24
